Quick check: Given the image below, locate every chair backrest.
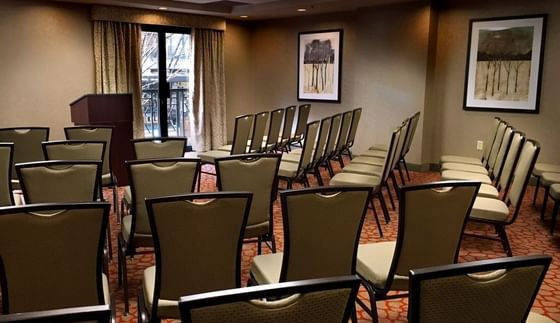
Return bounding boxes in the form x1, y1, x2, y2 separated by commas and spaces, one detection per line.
0, 304, 112, 323
482, 117, 502, 164
324, 114, 342, 159
296, 121, 320, 175
403, 112, 421, 155
215, 154, 281, 239
16, 160, 102, 203
0, 202, 110, 313
488, 126, 513, 178
0, 143, 14, 206
230, 114, 254, 155
335, 110, 353, 152
145, 192, 252, 318
310, 117, 332, 168
265, 109, 284, 150
496, 131, 525, 192
379, 126, 403, 183
408, 255, 552, 323
280, 186, 371, 282
0, 127, 49, 180
391, 118, 410, 171
485, 121, 507, 169
249, 111, 269, 152
280, 105, 296, 143
383, 181, 480, 294
127, 158, 200, 238
179, 276, 360, 323
132, 137, 186, 159
506, 139, 540, 221
64, 127, 113, 176
345, 108, 362, 149
42, 140, 106, 163
292, 104, 311, 142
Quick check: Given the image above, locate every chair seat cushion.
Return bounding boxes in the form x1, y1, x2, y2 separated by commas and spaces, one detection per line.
245, 221, 270, 239
330, 172, 381, 187
359, 150, 387, 158
250, 252, 282, 285
121, 215, 153, 247
281, 153, 301, 164
533, 163, 560, 177
356, 242, 408, 291
551, 184, 560, 200
342, 163, 383, 176
346, 156, 384, 166
470, 197, 510, 222
526, 311, 556, 323
477, 184, 499, 199
143, 266, 180, 318
440, 155, 483, 166
368, 144, 388, 151
123, 185, 131, 204
440, 162, 488, 175
102, 273, 110, 305
197, 150, 230, 164
278, 161, 299, 178
541, 172, 560, 186
217, 144, 232, 152
441, 170, 492, 184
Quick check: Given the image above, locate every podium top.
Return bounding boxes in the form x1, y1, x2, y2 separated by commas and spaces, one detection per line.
69, 93, 132, 106
70, 93, 133, 124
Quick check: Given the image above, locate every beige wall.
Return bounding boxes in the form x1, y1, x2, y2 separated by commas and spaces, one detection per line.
431, 0, 560, 164
0, 1, 95, 140
244, 1, 433, 165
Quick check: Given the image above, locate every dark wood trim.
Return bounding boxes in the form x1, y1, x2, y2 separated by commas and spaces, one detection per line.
0, 143, 15, 206
0, 304, 111, 323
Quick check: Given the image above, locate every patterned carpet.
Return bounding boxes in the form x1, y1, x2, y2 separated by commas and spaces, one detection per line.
105, 161, 560, 322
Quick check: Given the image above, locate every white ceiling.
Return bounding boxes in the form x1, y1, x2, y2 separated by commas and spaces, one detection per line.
51, 0, 417, 20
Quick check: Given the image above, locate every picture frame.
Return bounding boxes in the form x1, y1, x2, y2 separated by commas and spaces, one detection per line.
463, 15, 547, 113
297, 29, 343, 102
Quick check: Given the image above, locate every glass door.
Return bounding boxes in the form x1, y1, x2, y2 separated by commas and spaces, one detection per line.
141, 26, 192, 141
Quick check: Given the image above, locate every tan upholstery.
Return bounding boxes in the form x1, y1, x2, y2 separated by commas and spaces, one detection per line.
281, 152, 301, 163
439, 155, 483, 166
342, 161, 383, 176
16, 161, 101, 203
359, 149, 387, 158
0, 127, 49, 181
440, 162, 488, 174
527, 312, 556, 323
541, 172, 560, 186
201, 114, 253, 159
440, 170, 492, 184
506, 141, 539, 208
495, 132, 525, 191
64, 127, 112, 180
533, 163, 560, 177
198, 150, 230, 164
278, 121, 320, 187
323, 114, 342, 159
248, 111, 269, 152
264, 109, 284, 151
330, 172, 381, 187
357, 181, 480, 298
369, 143, 388, 151
470, 197, 510, 221
309, 117, 332, 167
0, 144, 14, 206
488, 126, 514, 177
291, 104, 311, 144
43, 141, 105, 163
215, 154, 280, 240
250, 187, 370, 285
142, 193, 251, 319
132, 137, 186, 159
348, 155, 384, 166
0, 203, 110, 313
278, 160, 299, 178
477, 183, 499, 199
408, 255, 551, 323
279, 105, 296, 148
551, 184, 560, 200
334, 111, 353, 153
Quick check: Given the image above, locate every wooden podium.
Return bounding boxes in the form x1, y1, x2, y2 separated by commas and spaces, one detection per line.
69, 93, 134, 186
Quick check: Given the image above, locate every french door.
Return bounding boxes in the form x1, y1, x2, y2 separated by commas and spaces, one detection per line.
141, 26, 193, 140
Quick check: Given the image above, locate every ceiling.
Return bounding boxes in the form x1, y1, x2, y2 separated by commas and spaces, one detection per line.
51, 0, 417, 20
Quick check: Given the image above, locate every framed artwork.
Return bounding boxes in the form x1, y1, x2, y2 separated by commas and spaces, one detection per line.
298, 29, 343, 102
463, 15, 547, 113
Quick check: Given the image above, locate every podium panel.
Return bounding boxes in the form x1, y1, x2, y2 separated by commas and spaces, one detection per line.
70, 94, 134, 186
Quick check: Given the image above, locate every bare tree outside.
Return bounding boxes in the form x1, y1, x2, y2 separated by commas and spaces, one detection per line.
474, 26, 533, 101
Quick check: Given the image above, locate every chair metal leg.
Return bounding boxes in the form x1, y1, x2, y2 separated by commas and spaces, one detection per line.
390, 171, 400, 200
384, 183, 395, 211
495, 225, 512, 257
370, 198, 383, 238
257, 237, 262, 255
356, 280, 379, 323
120, 239, 130, 315
270, 234, 277, 253
117, 237, 123, 286
327, 161, 335, 177
338, 155, 345, 169
377, 192, 390, 224
348, 150, 353, 160
106, 220, 113, 261
533, 176, 541, 206
541, 186, 550, 220
551, 200, 559, 235
397, 162, 406, 185
402, 157, 410, 181
315, 167, 324, 186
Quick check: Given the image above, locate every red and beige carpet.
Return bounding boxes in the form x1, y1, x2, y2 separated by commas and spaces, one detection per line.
105, 163, 560, 322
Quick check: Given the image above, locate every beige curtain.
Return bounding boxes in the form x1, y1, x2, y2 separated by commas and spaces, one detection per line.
192, 28, 226, 151
93, 21, 144, 138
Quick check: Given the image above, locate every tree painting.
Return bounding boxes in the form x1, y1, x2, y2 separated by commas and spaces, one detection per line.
303, 39, 335, 94
474, 26, 534, 101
